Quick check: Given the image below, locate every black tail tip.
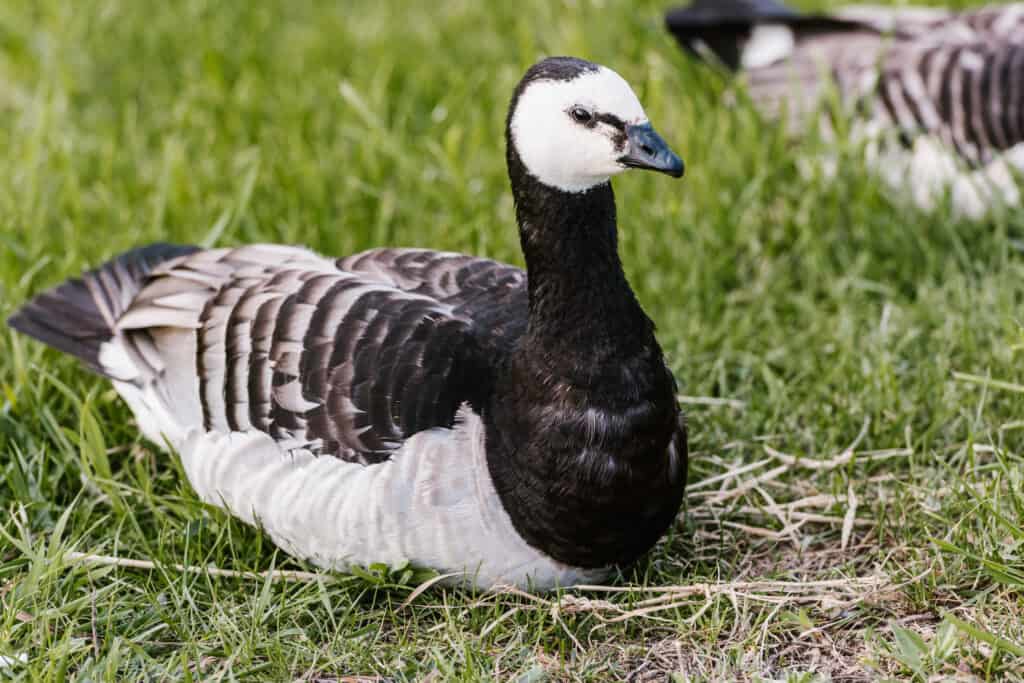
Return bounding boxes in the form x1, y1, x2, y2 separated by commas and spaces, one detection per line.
7, 309, 32, 335
6, 242, 200, 377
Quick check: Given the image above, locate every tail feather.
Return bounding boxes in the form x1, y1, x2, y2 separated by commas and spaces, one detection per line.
7, 243, 199, 377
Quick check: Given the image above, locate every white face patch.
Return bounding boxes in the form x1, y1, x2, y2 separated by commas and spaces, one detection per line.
510, 66, 649, 192
742, 24, 796, 69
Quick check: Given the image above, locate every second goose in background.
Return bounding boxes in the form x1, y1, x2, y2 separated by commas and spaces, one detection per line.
666, 0, 1024, 218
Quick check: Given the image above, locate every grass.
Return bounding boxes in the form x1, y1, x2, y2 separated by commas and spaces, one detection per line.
1, 0, 1023, 679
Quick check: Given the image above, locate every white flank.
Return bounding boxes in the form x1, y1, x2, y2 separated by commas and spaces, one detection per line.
172, 406, 608, 591
820, 120, 1019, 217
872, 138, 1023, 219
98, 341, 140, 382
510, 66, 647, 192
803, 131, 1023, 219
111, 379, 185, 447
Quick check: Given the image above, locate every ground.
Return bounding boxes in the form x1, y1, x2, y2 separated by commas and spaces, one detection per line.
0, 0, 1022, 680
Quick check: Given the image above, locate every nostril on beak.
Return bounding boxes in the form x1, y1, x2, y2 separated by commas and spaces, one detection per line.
619, 122, 683, 177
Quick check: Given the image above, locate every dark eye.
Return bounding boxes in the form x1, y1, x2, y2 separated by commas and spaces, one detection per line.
569, 106, 594, 124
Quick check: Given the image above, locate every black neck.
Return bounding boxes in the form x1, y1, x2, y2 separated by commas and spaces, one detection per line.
481, 142, 685, 570
509, 148, 656, 382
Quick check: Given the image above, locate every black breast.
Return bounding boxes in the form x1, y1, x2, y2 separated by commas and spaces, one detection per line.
484, 344, 687, 569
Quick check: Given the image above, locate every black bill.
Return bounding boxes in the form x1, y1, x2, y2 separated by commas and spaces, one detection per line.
618, 122, 685, 178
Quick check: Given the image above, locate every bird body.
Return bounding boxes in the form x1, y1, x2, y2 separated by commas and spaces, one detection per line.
8, 58, 687, 591
666, 1, 1024, 217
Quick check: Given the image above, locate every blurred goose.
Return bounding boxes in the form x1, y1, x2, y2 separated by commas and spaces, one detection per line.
8, 57, 688, 591
666, 0, 1024, 218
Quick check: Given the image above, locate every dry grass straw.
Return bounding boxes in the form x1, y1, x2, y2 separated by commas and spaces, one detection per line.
63, 550, 328, 583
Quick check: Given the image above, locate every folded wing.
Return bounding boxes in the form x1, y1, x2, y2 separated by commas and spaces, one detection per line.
117, 245, 522, 463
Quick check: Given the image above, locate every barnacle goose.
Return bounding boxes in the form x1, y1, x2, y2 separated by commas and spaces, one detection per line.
666, 0, 1024, 218
7, 57, 688, 591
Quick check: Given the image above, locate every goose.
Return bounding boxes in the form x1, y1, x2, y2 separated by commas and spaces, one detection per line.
665, 0, 1024, 218
7, 57, 688, 592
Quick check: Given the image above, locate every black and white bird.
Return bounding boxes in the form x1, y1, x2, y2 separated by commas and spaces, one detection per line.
7, 57, 688, 591
666, 0, 1024, 218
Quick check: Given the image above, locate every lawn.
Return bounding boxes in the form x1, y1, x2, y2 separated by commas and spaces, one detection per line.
1, 0, 1023, 680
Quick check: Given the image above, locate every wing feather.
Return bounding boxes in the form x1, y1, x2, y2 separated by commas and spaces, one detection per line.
108, 244, 508, 462
337, 247, 528, 345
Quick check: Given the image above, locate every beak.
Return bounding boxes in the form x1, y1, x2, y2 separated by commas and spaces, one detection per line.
618, 122, 685, 178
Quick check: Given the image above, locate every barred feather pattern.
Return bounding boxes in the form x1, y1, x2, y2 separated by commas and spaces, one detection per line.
744, 4, 1024, 168
744, 30, 884, 128
835, 3, 1024, 39
868, 41, 1024, 166
117, 244, 526, 463
338, 248, 528, 346
5, 243, 199, 378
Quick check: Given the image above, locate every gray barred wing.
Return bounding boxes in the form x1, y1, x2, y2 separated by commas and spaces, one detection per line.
338, 248, 528, 349
932, 5, 1024, 43
743, 4, 1024, 166
871, 40, 1024, 165
117, 245, 496, 463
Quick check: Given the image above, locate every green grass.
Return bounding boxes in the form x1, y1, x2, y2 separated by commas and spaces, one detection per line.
1, 0, 1023, 680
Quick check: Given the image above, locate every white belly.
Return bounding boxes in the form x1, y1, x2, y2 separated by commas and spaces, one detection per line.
170, 407, 608, 591
803, 122, 1024, 219
875, 139, 1024, 219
